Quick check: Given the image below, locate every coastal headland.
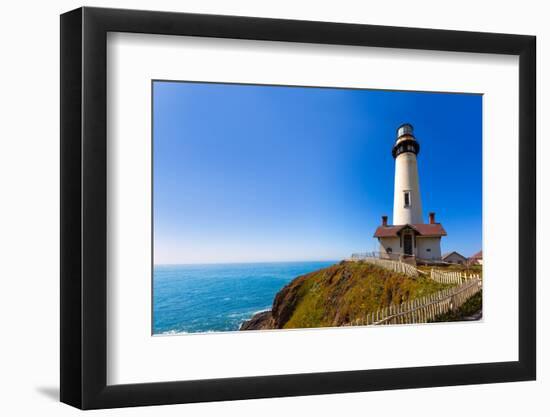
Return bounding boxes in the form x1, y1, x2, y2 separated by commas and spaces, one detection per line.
240, 260, 480, 330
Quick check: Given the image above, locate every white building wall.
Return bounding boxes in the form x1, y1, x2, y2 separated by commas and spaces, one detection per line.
393, 152, 423, 225
415, 237, 442, 260
378, 237, 400, 259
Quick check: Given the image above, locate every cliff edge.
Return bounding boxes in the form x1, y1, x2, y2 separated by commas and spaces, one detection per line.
240, 260, 448, 330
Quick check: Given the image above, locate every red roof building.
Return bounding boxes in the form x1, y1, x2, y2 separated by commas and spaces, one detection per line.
469, 250, 483, 265
373, 214, 446, 262
373, 223, 447, 238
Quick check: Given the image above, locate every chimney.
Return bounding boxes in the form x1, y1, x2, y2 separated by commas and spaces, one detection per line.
429, 212, 436, 224
382, 215, 388, 226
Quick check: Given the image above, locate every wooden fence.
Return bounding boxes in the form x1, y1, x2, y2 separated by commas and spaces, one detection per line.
349, 254, 418, 277
429, 269, 481, 285
351, 278, 482, 326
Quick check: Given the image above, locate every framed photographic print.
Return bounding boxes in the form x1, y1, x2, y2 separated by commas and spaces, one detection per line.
60, 7, 536, 409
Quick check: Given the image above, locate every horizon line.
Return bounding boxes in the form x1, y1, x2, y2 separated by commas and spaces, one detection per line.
154, 259, 341, 267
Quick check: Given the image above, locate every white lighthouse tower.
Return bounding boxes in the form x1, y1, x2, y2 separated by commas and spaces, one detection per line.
392, 123, 423, 225
373, 123, 447, 262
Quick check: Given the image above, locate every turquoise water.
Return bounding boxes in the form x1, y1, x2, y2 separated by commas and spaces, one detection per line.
153, 261, 335, 334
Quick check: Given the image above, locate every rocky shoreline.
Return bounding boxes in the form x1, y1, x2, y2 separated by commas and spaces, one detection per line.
239, 264, 314, 330
240, 310, 274, 330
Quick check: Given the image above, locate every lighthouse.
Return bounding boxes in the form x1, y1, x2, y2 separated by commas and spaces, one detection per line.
392, 123, 423, 225
373, 123, 446, 263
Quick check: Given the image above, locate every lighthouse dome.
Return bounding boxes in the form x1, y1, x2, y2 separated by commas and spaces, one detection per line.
392, 123, 420, 158
397, 123, 414, 139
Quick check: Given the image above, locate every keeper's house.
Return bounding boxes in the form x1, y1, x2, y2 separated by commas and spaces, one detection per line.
442, 251, 468, 265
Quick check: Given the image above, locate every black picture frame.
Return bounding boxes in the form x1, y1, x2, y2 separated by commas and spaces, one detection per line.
60, 6, 536, 410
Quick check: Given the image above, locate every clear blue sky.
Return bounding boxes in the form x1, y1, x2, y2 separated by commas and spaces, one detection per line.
153, 81, 482, 264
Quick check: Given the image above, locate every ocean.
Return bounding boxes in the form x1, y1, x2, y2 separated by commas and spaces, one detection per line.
153, 261, 336, 334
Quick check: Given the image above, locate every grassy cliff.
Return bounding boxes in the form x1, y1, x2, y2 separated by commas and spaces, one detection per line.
241, 261, 451, 330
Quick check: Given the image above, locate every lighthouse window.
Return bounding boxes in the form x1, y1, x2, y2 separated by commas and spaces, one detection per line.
404, 191, 411, 207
